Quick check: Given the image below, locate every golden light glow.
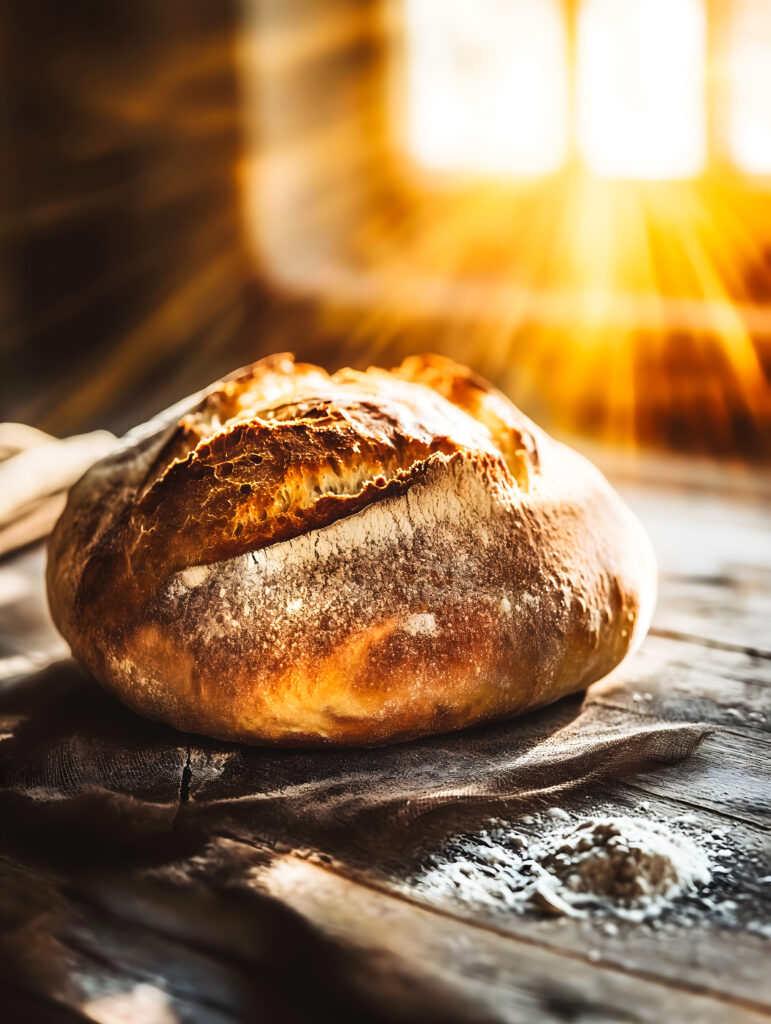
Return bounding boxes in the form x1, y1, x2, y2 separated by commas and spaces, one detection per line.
404, 0, 568, 177
576, 0, 705, 179
727, 0, 771, 176
240, 0, 771, 455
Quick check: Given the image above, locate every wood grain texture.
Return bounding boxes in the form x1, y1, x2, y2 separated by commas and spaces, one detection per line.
1, 465, 770, 1023
254, 847, 771, 1024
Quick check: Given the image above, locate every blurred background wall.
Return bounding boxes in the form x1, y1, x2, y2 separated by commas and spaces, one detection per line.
2, 0, 770, 457
1, 0, 312, 437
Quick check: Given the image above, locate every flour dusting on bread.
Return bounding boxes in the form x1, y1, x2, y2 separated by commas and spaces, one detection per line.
47, 352, 656, 746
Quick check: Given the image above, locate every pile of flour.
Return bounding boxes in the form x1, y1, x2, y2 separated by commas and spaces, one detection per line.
412, 811, 714, 922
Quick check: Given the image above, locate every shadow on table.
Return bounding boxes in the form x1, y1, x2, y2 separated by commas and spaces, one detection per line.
0, 656, 709, 874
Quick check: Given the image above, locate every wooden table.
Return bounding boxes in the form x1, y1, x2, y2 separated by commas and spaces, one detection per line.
1, 452, 769, 1024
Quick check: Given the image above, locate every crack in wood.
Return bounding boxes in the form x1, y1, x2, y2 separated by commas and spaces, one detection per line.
649, 628, 771, 660
236, 837, 771, 1017
172, 747, 192, 830
589, 694, 768, 740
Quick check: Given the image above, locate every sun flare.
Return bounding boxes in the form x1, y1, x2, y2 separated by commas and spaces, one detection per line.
240, 0, 771, 454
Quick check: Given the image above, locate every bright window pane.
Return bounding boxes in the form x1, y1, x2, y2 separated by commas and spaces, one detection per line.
576, 0, 706, 179
404, 0, 568, 176
727, 0, 771, 175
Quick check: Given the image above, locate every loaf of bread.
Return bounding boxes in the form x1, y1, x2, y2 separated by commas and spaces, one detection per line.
47, 353, 656, 746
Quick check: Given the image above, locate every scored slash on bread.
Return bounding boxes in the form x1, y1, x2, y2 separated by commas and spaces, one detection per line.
47, 353, 656, 747
128, 353, 538, 583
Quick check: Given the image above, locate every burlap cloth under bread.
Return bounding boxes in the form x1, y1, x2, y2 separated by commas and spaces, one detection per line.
0, 427, 709, 866
0, 650, 710, 870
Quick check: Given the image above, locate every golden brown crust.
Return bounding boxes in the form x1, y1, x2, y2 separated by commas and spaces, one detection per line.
118, 352, 529, 589
46, 353, 656, 747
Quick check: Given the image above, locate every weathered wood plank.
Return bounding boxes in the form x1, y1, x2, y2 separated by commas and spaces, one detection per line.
625, 729, 771, 828
613, 483, 771, 586
0, 853, 390, 1024
250, 843, 771, 1024
589, 634, 771, 734
574, 442, 771, 507
1, 471, 769, 1024
652, 575, 771, 657
615, 482, 771, 654
339, 786, 771, 1010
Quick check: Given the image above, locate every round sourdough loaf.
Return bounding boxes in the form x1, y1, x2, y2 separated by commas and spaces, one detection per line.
47, 353, 656, 746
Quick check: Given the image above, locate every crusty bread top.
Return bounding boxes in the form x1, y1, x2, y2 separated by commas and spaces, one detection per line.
47, 351, 656, 746
120, 353, 540, 589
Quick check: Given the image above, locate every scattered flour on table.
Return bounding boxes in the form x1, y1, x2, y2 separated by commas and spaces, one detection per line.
412, 812, 718, 923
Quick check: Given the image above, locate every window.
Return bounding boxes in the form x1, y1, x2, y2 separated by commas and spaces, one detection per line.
727, 0, 771, 175
576, 0, 705, 179
404, 0, 568, 177
240, 0, 771, 326
402, 0, 771, 180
